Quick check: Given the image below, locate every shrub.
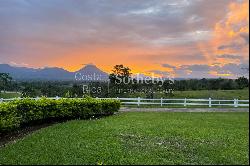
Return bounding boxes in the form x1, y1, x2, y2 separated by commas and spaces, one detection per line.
0, 103, 20, 132
0, 98, 120, 133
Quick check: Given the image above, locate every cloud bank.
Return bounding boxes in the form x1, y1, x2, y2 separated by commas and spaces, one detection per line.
0, 0, 249, 78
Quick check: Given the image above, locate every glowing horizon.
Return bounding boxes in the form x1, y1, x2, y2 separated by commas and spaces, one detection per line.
0, 0, 249, 78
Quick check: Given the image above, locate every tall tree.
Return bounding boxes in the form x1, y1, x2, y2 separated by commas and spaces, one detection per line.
0, 73, 12, 92
109, 64, 132, 84
235, 77, 249, 89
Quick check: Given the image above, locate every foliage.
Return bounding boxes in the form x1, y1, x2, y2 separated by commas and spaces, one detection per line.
0, 98, 120, 133
1, 65, 249, 98
235, 77, 249, 89
109, 64, 132, 84
0, 103, 20, 132
21, 85, 41, 97
0, 73, 12, 92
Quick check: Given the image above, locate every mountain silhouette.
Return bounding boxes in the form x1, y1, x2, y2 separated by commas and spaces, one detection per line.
75, 64, 109, 81
0, 64, 109, 81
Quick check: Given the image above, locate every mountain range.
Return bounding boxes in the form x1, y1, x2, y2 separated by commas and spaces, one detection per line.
0, 64, 109, 81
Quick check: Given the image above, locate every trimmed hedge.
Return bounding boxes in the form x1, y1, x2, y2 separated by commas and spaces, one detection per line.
0, 98, 120, 133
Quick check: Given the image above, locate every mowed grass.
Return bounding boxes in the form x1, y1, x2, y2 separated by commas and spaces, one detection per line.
171, 89, 249, 99
0, 92, 21, 99
0, 112, 249, 165
0, 89, 249, 99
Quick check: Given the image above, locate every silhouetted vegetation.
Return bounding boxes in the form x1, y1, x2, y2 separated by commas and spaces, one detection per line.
0, 73, 12, 92
0, 65, 248, 99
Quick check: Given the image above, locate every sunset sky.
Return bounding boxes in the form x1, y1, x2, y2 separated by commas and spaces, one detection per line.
0, 0, 249, 78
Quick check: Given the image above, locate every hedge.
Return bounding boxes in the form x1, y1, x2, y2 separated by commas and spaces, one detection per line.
0, 98, 120, 133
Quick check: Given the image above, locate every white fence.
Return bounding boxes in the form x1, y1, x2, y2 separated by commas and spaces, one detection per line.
97, 97, 249, 108
1, 97, 248, 108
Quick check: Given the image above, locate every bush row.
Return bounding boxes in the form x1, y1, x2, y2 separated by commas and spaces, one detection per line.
0, 98, 120, 133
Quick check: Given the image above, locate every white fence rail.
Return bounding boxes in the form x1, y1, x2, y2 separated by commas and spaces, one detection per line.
0, 97, 248, 108
97, 97, 249, 108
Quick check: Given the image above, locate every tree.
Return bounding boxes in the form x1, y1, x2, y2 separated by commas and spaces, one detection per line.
71, 84, 82, 97
220, 79, 237, 90
0, 73, 12, 92
109, 64, 132, 84
208, 78, 222, 90
235, 77, 249, 89
21, 86, 41, 97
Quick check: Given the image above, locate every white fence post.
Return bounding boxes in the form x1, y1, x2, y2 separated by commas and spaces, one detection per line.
184, 98, 187, 107
234, 99, 238, 107
1, 97, 249, 108
209, 98, 212, 107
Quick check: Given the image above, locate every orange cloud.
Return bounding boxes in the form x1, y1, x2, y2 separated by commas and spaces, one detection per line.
196, 0, 249, 67
1, 0, 247, 78
213, 0, 249, 64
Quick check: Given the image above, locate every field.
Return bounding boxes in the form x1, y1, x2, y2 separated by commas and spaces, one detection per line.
0, 92, 21, 99
0, 89, 249, 100
0, 112, 249, 165
171, 89, 249, 99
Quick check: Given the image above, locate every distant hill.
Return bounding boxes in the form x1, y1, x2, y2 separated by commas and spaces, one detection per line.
75, 64, 109, 81
0, 64, 109, 81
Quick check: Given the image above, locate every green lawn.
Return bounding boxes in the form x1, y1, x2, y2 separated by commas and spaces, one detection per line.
0, 112, 248, 165
0, 89, 249, 100
171, 89, 249, 100
131, 89, 249, 100
0, 92, 21, 99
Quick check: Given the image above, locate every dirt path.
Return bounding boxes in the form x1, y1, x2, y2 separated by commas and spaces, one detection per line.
120, 107, 249, 112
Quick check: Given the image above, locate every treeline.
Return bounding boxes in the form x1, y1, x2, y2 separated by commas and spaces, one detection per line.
0, 65, 249, 98
0, 77, 249, 98
173, 77, 249, 91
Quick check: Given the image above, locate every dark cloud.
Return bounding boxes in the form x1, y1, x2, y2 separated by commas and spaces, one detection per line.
220, 63, 249, 76
0, 0, 232, 51
0, 0, 247, 77
145, 53, 207, 62
217, 43, 244, 50
216, 54, 242, 59
147, 70, 172, 77
218, 31, 249, 51
162, 64, 176, 69
240, 33, 249, 43
161, 62, 249, 78
179, 64, 211, 71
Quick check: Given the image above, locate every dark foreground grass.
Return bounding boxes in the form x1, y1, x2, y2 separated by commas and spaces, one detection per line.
0, 112, 249, 165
